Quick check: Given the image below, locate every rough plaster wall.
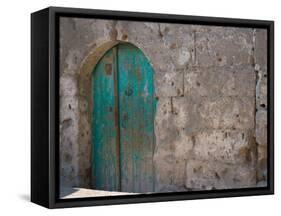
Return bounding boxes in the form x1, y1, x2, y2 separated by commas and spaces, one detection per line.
59, 17, 268, 191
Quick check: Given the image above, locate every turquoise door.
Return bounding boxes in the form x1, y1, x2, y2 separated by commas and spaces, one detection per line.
92, 43, 155, 193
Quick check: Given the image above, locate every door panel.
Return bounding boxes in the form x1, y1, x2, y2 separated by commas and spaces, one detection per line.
118, 44, 155, 193
92, 47, 120, 191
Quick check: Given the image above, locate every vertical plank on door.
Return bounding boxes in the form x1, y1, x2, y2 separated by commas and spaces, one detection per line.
118, 43, 155, 193
92, 47, 120, 191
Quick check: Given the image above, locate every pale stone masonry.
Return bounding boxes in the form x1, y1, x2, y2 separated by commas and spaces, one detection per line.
59, 17, 268, 193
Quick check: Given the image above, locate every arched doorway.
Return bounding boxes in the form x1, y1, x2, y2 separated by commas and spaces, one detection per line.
91, 42, 155, 193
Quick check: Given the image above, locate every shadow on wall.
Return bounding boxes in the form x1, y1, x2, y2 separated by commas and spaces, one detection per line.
60, 187, 79, 197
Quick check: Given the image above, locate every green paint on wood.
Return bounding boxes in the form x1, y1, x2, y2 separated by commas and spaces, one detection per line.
118, 44, 155, 192
92, 43, 155, 193
92, 47, 119, 191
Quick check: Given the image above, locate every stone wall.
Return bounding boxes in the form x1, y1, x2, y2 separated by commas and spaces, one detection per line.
59, 17, 268, 191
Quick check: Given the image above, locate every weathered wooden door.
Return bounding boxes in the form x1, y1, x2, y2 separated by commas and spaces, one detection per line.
92, 43, 155, 193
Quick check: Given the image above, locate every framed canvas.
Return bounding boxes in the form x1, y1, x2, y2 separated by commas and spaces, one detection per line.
31, 6, 274, 208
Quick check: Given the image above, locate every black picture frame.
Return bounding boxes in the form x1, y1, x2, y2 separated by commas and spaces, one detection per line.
31, 6, 274, 209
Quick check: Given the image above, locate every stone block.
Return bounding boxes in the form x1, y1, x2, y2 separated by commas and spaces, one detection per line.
69, 18, 116, 45
154, 97, 175, 151
60, 96, 79, 124
154, 150, 175, 192
195, 26, 254, 67
194, 130, 256, 164
184, 65, 256, 97
60, 126, 79, 188
60, 18, 85, 75
146, 45, 177, 73
60, 74, 78, 96
256, 110, 267, 147
155, 156, 189, 192
174, 132, 194, 160
60, 96, 80, 187
256, 68, 268, 109
155, 69, 184, 97
198, 96, 255, 129
78, 113, 91, 160
158, 23, 195, 68
116, 21, 160, 48
171, 96, 202, 133
60, 18, 116, 75
185, 159, 256, 190
173, 159, 186, 185
254, 29, 267, 69
257, 145, 267, 183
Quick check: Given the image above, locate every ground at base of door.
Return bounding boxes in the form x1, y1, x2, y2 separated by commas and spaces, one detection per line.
60, 187, 137, 199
